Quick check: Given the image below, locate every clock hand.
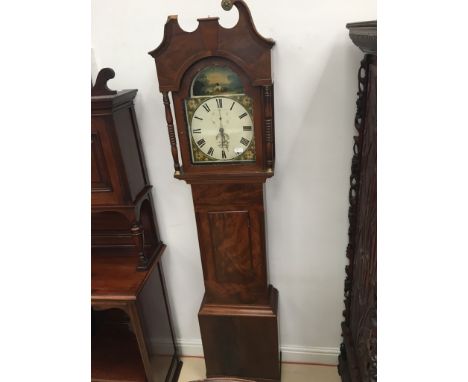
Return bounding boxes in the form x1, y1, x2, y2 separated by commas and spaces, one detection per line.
217, 109, 227, 149
219, 127, 225, 148
218, 108, 224, 129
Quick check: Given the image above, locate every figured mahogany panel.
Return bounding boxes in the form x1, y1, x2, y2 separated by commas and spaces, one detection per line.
193, 183, 268, 305
209, 211, 254, 283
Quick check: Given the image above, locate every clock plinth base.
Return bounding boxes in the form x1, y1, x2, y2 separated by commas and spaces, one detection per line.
198, 285, 281, 382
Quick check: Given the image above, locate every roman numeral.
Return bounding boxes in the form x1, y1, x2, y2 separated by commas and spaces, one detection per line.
216, 98, 223, 108
222, 150, 227, 159
197, 138, 206, 148
243, 126, 252, 131
230, 102, 235, 110
193, 128, 201, 134
207, 147, 214, 156
240, 137, 250, 146
203, 104, 211, 112
194, 116, 203, 120
239, 112, 247, 119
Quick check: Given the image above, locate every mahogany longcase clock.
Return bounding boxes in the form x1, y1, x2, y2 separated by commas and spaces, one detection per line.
150, 1, 280, 380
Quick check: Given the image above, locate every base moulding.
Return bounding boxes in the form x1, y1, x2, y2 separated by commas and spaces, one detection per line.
151, 339, 339, 366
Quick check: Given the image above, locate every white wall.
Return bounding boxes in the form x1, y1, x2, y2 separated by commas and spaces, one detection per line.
92, 0, 376, 365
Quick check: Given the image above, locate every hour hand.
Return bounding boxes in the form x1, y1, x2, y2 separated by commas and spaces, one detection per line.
217, 109, 223, 128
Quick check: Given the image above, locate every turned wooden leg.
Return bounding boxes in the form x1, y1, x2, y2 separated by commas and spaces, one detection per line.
131, 222, 148, 271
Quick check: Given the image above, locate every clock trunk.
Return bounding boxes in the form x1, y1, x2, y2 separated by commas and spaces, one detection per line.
193, 182, 280, 381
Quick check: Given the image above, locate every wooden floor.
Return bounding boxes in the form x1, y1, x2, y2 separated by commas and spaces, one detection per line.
178, 357, 340, 382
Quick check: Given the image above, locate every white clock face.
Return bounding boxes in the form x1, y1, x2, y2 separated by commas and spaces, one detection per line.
188, 96, 254, 162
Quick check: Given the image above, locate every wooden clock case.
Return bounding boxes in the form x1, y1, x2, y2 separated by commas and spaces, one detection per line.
150, 1, 280, 381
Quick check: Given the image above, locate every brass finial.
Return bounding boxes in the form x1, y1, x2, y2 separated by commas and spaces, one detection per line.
221, 0, 233, 11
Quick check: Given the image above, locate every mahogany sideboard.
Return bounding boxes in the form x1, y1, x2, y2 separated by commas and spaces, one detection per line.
91, 68, 182, 382
338, 21, 377, 382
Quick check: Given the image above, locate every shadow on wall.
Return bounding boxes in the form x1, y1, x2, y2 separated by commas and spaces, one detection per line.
266, 40, 363, 347
272, 41, 362, 262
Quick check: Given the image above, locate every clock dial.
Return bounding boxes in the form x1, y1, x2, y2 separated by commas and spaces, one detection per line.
187, 96, 255, 162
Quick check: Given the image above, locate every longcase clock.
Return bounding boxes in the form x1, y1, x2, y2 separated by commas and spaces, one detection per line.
150, 1, 280, 380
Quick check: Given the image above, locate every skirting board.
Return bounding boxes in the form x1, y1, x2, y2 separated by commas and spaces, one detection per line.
150, 339, 339, 366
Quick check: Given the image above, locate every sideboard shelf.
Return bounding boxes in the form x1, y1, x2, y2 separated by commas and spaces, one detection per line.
92, 308, 146, 382
91, 249, 182, 382
91, 247, 164, 300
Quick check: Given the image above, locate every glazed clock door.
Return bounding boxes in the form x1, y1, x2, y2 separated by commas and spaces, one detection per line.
187, 96, 254, 162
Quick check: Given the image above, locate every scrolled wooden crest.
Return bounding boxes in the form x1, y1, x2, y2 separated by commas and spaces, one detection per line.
149, 0, 274, 92
92, 67, 117, 96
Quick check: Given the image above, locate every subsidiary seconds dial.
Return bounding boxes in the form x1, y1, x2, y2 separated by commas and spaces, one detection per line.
190, 96, 254, 161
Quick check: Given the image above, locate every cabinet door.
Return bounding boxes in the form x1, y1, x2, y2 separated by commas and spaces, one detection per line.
91, 116, 124, 205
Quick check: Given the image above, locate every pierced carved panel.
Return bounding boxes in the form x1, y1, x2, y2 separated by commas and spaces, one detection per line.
350, 59, 377, 382
339, 53, 377, 382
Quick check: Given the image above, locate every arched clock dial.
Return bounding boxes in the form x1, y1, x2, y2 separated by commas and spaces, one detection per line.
186, 96, 255, 163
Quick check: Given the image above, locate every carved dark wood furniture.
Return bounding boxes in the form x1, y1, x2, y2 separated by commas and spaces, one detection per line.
91, 69, 182, 382
338, 21, 377, 382
149, 1, 280, 381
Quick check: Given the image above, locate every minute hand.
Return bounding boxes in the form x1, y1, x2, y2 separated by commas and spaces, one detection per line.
218, 109, 225, 148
